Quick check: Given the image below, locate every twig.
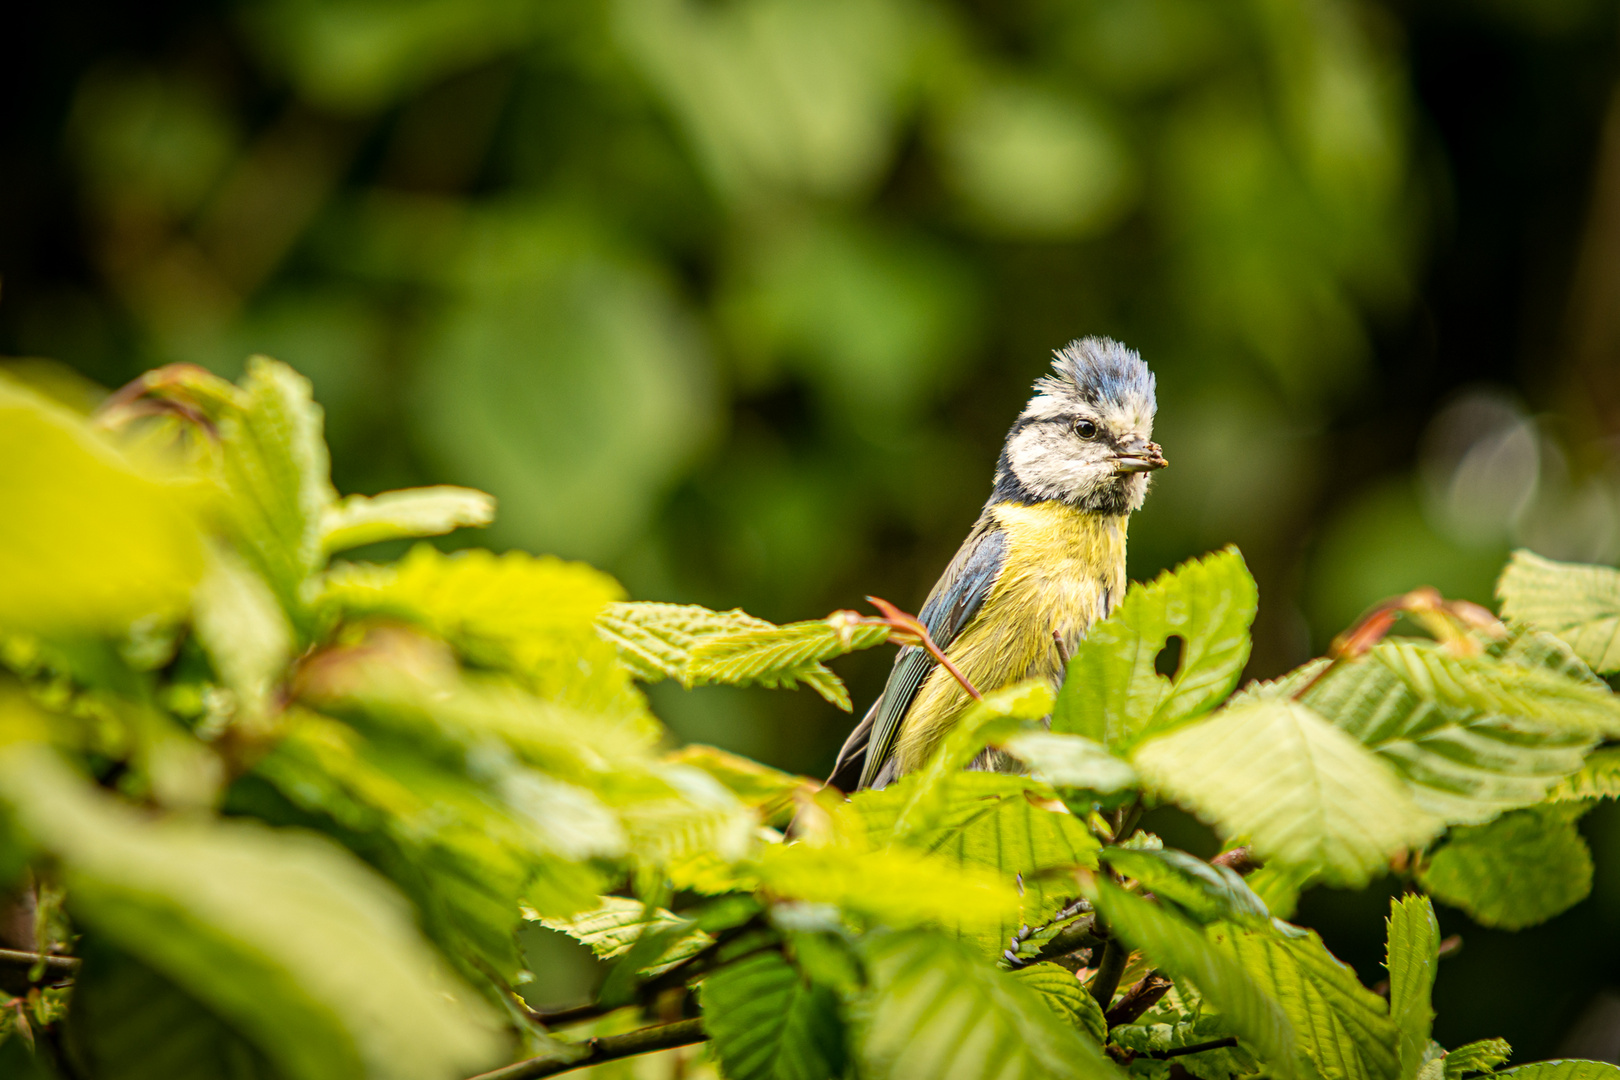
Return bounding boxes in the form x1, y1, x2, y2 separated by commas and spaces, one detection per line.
1151, 1037, 1239, 1060
467, 1019, 707, 1080
525, 1003, 599, 1028
865, 597, 982, 701
1088, 937, 1130, 1011
0, 950, 78, 977
1106, 971, 1173, 1028
527, 919, 771, 1030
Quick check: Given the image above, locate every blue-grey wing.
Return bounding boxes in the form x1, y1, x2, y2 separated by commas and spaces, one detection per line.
831, 515, 1007, 791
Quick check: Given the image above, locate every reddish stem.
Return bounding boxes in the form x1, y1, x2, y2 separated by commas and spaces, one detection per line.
865, 596, 983, 701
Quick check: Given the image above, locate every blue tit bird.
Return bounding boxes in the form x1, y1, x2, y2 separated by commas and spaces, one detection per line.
828, 337, 1165, 791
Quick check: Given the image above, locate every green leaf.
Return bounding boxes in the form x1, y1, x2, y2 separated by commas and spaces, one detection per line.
191, 547, 293, 720
1089, 879, 1294, 1072
219, 357, 335, 619
1000, 731, 1139, 794
1386, 895, 1439, 1080
64, 941, 278, 1080
1418, 804, 1594, 930
1498, 549, 1620, 673
855, 770, 1100, 954
1546, 747, 1620, 801
596, 601, 774, 681
0, 745, 501, 1080
1053, 547, 1257, 751
1101, 848, 1269, 927
1010, 962, 1107, 1045
1372, 642, 1620, 739
535, 895, 712, 976
320, 486, 495, 555
243, 713, 546, 976
1496, 1064, 1620, 1080
595, 601, 890, 710
1298, 642, 1597, 826
665, 744, 807, 814
318, 545, 648, 721
1444, 1040, 1512, 1079
756, 840, 1021, 932
1212, 923, 1399, 1080
0, 376, 207, 633
858, 930, 1122, 1080
1132, 700, 1443, 886
703, 951, 846, 1080
684, 614, 891, 711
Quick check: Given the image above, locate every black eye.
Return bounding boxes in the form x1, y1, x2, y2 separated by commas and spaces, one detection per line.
1073, 419, 1098, 440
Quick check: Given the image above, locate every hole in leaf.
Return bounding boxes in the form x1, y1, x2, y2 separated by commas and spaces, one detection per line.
1155, 635, 1184, 680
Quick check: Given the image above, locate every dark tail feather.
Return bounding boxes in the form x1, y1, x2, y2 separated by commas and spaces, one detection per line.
825, 702, 877, 794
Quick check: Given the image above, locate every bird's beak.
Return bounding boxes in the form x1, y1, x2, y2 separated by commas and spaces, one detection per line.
1113, 437, 1167, 474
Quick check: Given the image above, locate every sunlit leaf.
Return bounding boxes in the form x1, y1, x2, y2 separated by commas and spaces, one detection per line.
597, 601, 774, 681
1497, 550, 1620, 673
0, 377, 207, 633
756, 840, 1021, 932
1373, 642, 1620, 739
1133, 700, 1442, 886
191, 546, 292, 720
318, 545, 645, 719
1054, 547, 1257, 752
1299, 642, 1597, 826
857, 930, 1122, 1080
1212, 922, 1398, 1080
1546, 746, 1620, 802
684, 614, 891, 710
321, 486, 494, 555
1000, 731, 1139, 794
665, 744, 808, 819
1495, 1063, 1620, 1080
1386, 895, 1439, 1080
219, 357, 335, 621
0, 745, 502, 1080
535, 896, 712, 977
1443, 1039, 1511, 1079
1418, 804, 1593, 930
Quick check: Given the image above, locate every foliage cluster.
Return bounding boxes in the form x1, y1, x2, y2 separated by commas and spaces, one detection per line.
4, 359, 1620, 1080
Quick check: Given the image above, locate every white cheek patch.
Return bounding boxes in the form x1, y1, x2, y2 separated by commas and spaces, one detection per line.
1006, 425, 1110, 500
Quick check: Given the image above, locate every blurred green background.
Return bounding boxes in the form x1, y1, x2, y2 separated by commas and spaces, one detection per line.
6, 0, 1620, 1058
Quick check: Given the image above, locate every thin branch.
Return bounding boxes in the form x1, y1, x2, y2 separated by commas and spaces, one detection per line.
1153, 1037, 1239, 1060
0, 949, 78, 977
864, 596, 982, 701
1106, 971, 1173, 1028
1088, 937, 1130, 1011
527, 919, 772, 1030
467, 1019, 707, 1080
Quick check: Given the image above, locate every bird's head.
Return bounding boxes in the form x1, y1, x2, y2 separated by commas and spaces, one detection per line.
994, 337, 1165, 515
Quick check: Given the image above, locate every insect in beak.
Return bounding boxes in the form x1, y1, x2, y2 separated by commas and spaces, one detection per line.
1112, 436, 1167, 474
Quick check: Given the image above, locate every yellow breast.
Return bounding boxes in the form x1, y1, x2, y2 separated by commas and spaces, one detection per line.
892, 502, 1128, 774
